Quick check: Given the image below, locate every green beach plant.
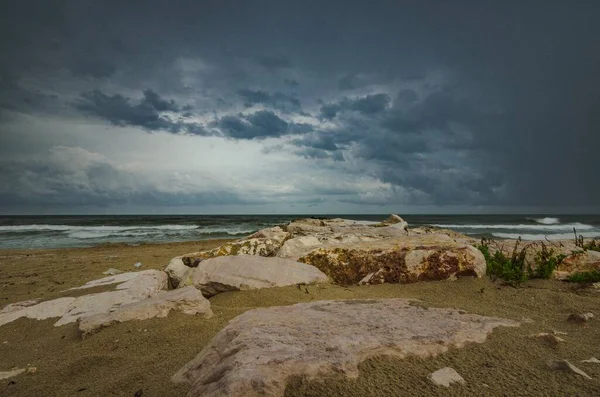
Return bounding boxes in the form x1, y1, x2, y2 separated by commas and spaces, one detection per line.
477, 238, 566, 285
567, 270, 600, 283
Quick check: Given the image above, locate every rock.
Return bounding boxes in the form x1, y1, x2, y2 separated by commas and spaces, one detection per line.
554, 250, 600, 280
531, 332, 565, 347
78, 286, 212, 337
0, 368, 26, 380
300, 244, 485, 286
184, 255, 329, 297
0, 271, 168, 328
68, 270, 166, 291
165, 256, 193, 288
547, 360, 592, 379
102, 268, 123, 276
379, 214, 409, 233
428, 367, 465, 387
276, 236, 322, 260
581, 357, 600, 364
172, 299, 519, 397
134, 262, 143, 268
0, 298, 75, 327
567, 312, 594, 323
1, 299, 41, 314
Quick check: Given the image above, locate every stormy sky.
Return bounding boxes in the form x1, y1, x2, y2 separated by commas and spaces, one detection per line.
1, 1, 599, 214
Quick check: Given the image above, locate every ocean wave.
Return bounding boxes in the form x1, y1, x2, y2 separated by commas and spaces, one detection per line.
0, 224, 199, 232
492, 231, 600, 241
430, 222, 594, 231
528, 217, 560, 225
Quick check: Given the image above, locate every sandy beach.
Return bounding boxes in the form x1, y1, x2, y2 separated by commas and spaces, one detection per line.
1, 238, 600, 396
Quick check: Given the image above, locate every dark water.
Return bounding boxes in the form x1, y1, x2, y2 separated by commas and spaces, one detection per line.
0, 214, 599, 249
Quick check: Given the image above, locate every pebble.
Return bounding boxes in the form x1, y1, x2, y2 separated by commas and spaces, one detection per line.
567, 312, 594, 323
427, 367, 465, 387
547, 360, 592, 379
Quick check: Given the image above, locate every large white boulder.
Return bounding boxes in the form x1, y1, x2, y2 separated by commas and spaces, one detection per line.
78, 286, 212, 337
185, 255, 329, 297
0, 270, 169, 328
173, 299, 519, 397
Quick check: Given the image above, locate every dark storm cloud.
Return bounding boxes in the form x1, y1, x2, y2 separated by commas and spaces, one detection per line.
212, 110, 289, 139
1, 1, 599, 210
256, 55, 292, 70
237, 89, 301, 112
0, 149, 261, 208
320, 93, 391, 120
76, 90, 183, 133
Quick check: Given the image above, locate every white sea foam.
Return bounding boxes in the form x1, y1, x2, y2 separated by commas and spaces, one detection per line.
529, 217, 561, 225
430, 222, 594, 231
492, 231, 600, 241
0, 224, 199, 232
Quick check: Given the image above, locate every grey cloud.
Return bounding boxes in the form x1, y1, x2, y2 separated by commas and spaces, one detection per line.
212, 110, 290, 140
1, 1, 599, 210
320, 93, 391, 120
284, 79, 299, 88
75, 89, 187, 133
237, 89, 301, 112
256, 55, 292, 70
0, 146, 259, 207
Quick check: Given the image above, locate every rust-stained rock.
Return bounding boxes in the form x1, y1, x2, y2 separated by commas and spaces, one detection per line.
172, 299, 519, 397
299, 244, 485, 285
554, 250, 600, 280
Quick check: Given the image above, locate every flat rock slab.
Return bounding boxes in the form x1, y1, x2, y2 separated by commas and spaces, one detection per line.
173, 298, 519, 397
79, 286, 213, 337
184, 255, 329, 297
0, 270, 168, 328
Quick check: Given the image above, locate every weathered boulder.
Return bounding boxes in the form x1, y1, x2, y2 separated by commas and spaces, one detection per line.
276, 236, 322, 260
428, 367, 465, 387
0, 270, 169, 328
172, 299, 519, 397
553, 250, 600, 280
378, 214, 409, 233
1, 299, 40, 313
166, 255, 194, 288
182, 227, 291, 262
300, 244, 485, 285
78, 286, 212, 337
182, 255, 328, 297
0, 297, 76, 327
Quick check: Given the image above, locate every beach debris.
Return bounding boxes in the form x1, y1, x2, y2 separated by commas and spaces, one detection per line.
547, 360, 592, 379
581, 357, 600, 364
530, 332, 565, 347
78, 286, 212, 338
0, 368, 26, 380
428, 367, 465, 387
173, 299, 519, 397
567, 312, 594, 324
553, 330, 568, 335
133, 262, 143, 268
26, 367, 37, 374
102, 268, 124, 276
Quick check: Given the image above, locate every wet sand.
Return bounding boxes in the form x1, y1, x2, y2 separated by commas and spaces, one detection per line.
1, 241, 600, 396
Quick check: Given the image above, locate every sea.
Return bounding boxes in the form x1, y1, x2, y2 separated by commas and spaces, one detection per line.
0, 214, 599, 250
